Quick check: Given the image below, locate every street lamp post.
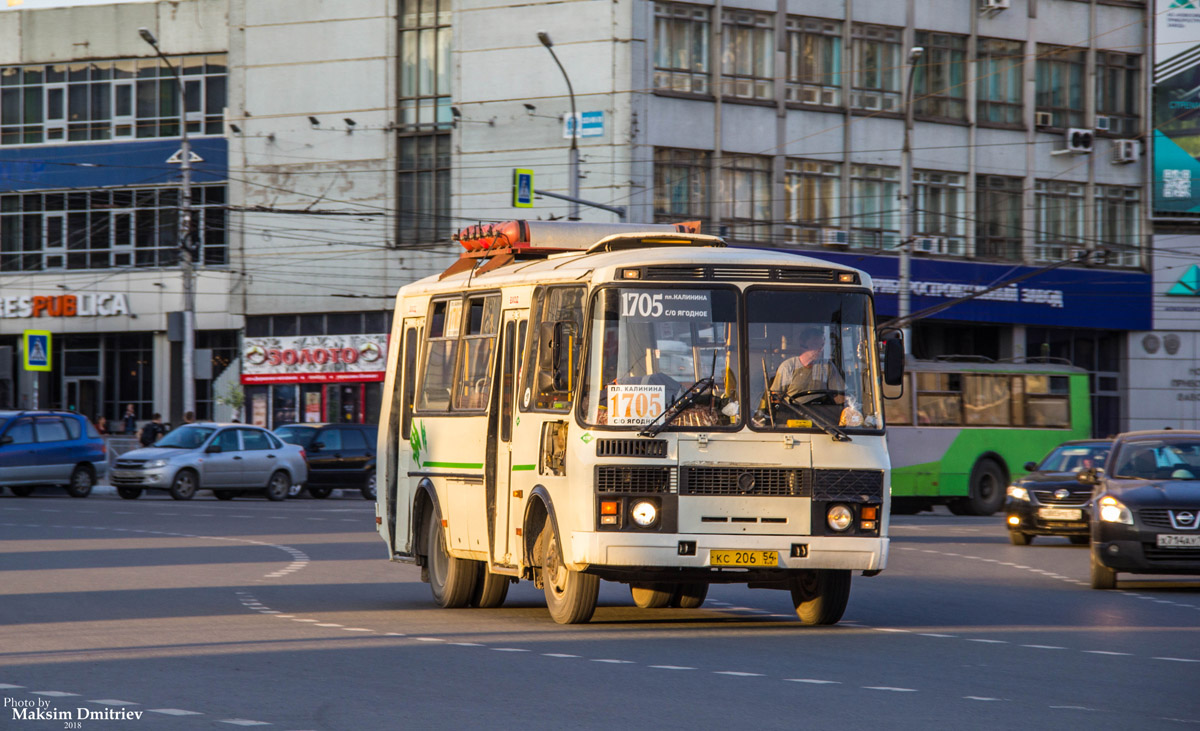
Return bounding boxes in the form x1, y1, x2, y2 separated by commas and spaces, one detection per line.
537, 31, 581, 221
139, 27, 195, 417
897, 46, 923, 354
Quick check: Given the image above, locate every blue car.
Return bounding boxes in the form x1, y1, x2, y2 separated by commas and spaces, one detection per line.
0, 410, 107, 498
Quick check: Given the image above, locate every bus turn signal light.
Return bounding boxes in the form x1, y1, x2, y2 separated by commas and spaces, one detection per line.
861, 506, 878, 520
601, 501, 619, 515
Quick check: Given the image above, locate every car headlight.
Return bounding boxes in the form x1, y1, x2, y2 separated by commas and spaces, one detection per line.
630, 500, 658, 528
1006, 485, 1029, 501
1097, 495, 1132, 525
826, 504, 854, 532
145, 459, 168, 469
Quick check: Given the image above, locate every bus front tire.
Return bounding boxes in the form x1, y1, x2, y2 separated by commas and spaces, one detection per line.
540, 528, 598, 624
953, 459, 1006, 516
630, 583, 672, 609
425, 507, 476, 608
790, 569, 851, 626
470, 563, 510, 608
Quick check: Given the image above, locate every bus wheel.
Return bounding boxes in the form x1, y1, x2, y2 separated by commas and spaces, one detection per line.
425, 507, 476, 608
669, 582, 708, 609
630, 583, 672, 609
540, 528, 598, 624
470, 562, 510, 608
789, 570, 851, 626
962, 459, 1006, 516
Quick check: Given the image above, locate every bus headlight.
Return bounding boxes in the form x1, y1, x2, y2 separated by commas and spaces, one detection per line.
1006, 485, 1029, 501
826, 504, 854, 532
1098, 495, 1132, 525
630, 500, 658, 528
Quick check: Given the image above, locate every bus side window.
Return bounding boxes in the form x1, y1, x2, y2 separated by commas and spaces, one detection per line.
1023, 375, 1070, 427
964, 374, 1011, 426
418, 298, 460, 412
915, 372, 963, 426
883, 375, 912, 425
453, 296, 500, 411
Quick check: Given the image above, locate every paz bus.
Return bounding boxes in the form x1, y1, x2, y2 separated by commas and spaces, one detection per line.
374, 220, 904, 625
885, 358, 1091, 515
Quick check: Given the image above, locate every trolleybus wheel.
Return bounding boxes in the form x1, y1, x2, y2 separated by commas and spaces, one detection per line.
540, 527, 598, 624
470, 562, 510, 608
425, 506, 476, 608
630, 583, 672, 609
957, 459, 1006, 516
790, 569, 851, 626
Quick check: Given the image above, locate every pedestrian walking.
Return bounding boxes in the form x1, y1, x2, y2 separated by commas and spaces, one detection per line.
139, 413, 165, 447
122, 404, 137, 435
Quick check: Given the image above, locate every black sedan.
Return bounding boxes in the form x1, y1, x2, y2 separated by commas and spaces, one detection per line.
1086, 430, 1200, 589
1004, 440, 1111, 546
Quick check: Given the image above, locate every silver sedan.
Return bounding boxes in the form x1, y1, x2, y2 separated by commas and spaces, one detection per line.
110, 423, 307, 501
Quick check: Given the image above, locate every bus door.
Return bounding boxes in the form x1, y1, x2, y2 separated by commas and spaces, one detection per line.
390, 318, 422, 556
488, 311, 526, 566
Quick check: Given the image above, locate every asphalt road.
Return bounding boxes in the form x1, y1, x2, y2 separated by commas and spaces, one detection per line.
1, 490, 1198, 731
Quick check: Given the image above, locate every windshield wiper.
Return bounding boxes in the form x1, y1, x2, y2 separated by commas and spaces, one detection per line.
639, 377, 715, 437
784, 396, 851, 442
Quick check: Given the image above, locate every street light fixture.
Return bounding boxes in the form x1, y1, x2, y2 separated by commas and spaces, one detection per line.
897, 46, 923, 354
139, 26, 196, 417
537, 31, 580, 221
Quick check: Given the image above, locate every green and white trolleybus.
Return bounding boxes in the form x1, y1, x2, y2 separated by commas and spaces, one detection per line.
375, 220, 904, 624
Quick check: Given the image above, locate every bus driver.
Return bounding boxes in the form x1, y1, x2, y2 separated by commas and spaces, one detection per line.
770, 327, 845, 402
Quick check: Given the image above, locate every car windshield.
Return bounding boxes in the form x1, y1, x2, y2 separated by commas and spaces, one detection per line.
1039, 444, 1109, 472
1111, 438, 1200, 480
275, 426, 316, 447
155, 425, 216, 449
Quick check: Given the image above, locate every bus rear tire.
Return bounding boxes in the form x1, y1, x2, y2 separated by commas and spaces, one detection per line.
790, 570, 851, 626
670, 582, 708, 609
630, 583, 672, 609
470, 563, 510, 608
956, 459, 1006, 516
540, 528, 598, 624
425, 507, 476, 608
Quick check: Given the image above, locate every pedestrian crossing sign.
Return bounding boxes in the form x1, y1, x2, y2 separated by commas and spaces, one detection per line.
23, 330, 51, 372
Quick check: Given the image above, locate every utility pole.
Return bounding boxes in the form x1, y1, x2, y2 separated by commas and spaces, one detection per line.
898, 46, 923, 354
537, 31, 581, 221
139, 27, 195, 417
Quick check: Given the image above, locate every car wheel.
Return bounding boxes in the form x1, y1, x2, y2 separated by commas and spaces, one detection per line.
116, 487, 142, 500
214, 490, 236, 501
540, 527, 599, 624
1068, 535, 1089, 545
790, 569, 851, 626
169, 470, 198, 500
630, 583, 672, 609
10, 486, 34, 497
66, 466, 95, 498
287, 483, 306, 499
308, 486, 333, 499
265, 471, 290, 502
1090, 549, 1117, 590
360, 470, 377, 500
1009, 531, 1033, 546
425, 505, 476, 608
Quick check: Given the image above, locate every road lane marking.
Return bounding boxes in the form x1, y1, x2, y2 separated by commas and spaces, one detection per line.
864, 686, 918, 692
649, 665, 695, 670
592, 659, 634, 664
32, 691, 79, 697
88, 699, 139, 705
218, 720, 271, 726
1154, 657, 1200, 663
715, 671, 765, 677
1084, 650, 1131, 656
543, 653, 579, 658
964, 697, 1005, 701
785, 679, 840, 684
1021, 645, 1066, 650
492, 648, 530, 652
149, 709, 203, 716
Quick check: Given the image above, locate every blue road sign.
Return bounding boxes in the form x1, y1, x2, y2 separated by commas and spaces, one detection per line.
513, 169, 534, 208
23, 330, 51, 372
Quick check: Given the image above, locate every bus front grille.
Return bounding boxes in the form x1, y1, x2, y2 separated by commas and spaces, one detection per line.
596, 466, 676, 493
812, 469, 884, 501
680, 466, 811, 497
595, 438, 668, 458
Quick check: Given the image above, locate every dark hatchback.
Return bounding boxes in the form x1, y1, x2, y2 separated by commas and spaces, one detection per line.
1004, 440, 1111, 546
275, 423, 378, 499
1085, 430, 1200, 589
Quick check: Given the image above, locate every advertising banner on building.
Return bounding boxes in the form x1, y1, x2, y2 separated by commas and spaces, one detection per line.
241, 334, 387, 384
1154, 0, 1200, 215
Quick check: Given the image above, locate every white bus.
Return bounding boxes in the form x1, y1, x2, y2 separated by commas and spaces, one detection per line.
375, 220, 904, 624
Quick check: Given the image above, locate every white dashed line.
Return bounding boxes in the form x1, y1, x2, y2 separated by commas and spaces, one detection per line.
32, 691, 80, 697
1154, 657, 1200, 663
1021, 645, 1066, 650
415, 637, 445, 643
0, 684, 24, 689
451, 642, 483, 647
967, 639, 1008, 644
965, 696, 1004, 702
315, 623, 343, 628
218, 719, 271, 726
542, 653, 579, 658
149, 709, 204, 716
592, 659, 635, 664
785, 679, 840, 685
714, 671, 765, 677
88, 699, 139, 705
1084, 650, 1132, 656
863, 686, 918, 692
649, 665, 696, 670
342, 628, 372, 632
492, 648, 529, 652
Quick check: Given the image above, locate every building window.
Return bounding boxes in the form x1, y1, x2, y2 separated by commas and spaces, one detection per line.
976, 175, 1023, 261
913, 32, 966, 121
654, 2, 711, 95
0, 55, 226, 146
784, 159, 841, 244
975, 38, 1024, 127
1095, 51, 1140, 137
850, 164, 898, 249
721, 9, 774, 100
785, 16, 842, 107
398, 0, 451, 129
718, 154, 771, 242
1095, 185, 1141, 268
1036, 45, 1085, 129
654, 147, 711, 226
397, 134, 450, 245
913, 170, 966, 255
851, 23, 901, 113
0, 184, 226, 273
1034, 180, 1084, 262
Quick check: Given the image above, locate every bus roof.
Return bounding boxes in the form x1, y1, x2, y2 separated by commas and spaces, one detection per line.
904, 357, 1089, 375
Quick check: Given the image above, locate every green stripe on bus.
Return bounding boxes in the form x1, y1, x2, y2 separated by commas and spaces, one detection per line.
423, 462, 484, 470
511, 464, 536, 471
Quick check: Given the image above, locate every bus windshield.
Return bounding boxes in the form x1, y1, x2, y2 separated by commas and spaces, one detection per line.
581, 287, 741, 430
747, 289, 881, 432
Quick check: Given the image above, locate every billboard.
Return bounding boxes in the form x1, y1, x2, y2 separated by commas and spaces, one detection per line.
1154, 0, 1200, 215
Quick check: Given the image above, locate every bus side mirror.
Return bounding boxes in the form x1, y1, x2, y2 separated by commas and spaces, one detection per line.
538, 320, 576, 393
883, 337, 905, 387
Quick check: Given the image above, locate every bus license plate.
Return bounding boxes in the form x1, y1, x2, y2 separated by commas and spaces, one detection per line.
709, 550, 779, 567
1156, 534, 1200, 548
1038, 507, 1082, 521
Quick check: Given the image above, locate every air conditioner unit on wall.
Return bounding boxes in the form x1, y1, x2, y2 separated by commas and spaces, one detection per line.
1034, 111, 1054, 128
821, 229, 850, 247
1065, 128, 1094, 153
1095, 115, 1111, 132
981, 0, 1010, 10
1113, 139, 1140, 164
913, 236, 947, 255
